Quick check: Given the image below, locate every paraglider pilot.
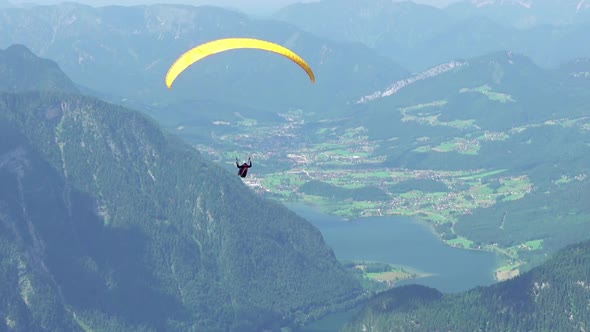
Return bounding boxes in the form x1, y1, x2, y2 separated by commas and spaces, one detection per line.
236, 157, 252, 178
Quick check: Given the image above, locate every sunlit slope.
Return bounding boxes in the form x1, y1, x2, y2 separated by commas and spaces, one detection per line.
343, 239, 590, 331
0, 45, 362, 331
355, 52, 588, 169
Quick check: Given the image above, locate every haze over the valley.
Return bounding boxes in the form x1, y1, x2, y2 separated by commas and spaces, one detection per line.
5, 0, 461, 13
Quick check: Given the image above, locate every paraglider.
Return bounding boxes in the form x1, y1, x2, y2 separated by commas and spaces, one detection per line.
236, 157, 252, 178
165, 39, 313, 181
165, 37, 316, 88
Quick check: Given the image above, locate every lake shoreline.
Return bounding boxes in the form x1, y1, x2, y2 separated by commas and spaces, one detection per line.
286, 202, 498, 294
287, 200, 514, 282
288, 201, 499, 332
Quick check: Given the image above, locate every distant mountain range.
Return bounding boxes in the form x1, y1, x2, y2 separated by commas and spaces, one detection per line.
447, 0, 590, 28
468, 0, 589, 12
0, 44, 362, 331
0, 3, 408, 128
276, 0, 590, 70
2, 1, 588, 118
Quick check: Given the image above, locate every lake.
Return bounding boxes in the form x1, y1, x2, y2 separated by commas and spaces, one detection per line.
287, 203, 498, 293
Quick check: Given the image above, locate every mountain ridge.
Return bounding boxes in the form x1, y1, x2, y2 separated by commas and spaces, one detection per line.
0, 3, 409, 121
0, 44, 79, 94
276, 0, 590, 70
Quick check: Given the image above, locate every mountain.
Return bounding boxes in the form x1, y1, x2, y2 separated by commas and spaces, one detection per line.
275, 0, 590, 70
347, 51, 590, 255
344, 239, 590, 331
559, 57, 590, 82
355, 51, 579, 144
275, 0, 450, 47
354, 50, 589, 170
447, 0, 590, 28
275, 0, 455, 70
0, 3, 408, 127
0, 44, 78, 93
0, 45, 363, 331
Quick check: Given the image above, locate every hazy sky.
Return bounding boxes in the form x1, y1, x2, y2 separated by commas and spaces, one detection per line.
7, 0, 461, 14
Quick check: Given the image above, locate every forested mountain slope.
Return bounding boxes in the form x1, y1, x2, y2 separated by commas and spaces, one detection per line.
344, 239, 590, 331
0, 45, 362, 331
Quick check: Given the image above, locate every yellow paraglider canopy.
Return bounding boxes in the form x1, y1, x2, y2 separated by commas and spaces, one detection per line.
165, 37, 316, 88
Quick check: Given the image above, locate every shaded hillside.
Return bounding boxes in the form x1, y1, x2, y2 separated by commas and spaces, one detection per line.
344, 239, 590, 331
0, 44, 78, 94
0, 45, 362, 331
0, 122, 84, 332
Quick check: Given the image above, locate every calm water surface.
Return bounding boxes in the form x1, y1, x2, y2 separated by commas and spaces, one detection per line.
288, 203, 498, 293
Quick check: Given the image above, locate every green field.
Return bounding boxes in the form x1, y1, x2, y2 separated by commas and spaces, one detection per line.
460, 85, 515, 103
431, 138, 480, 155
523, 240, 543, 250
398, 100, 448, 112
399, 101, 478, 130
447, 237, 475, 249
342, 261, 424, 292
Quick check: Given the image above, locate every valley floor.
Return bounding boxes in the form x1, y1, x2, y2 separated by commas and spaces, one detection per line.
183, 109, 584, 282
